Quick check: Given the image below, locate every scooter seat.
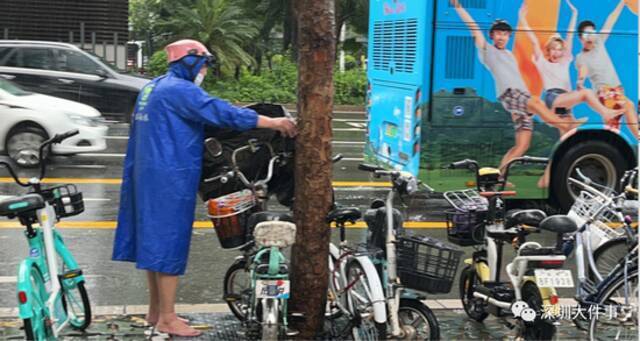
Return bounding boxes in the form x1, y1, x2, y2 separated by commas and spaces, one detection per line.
539, 215, 577, 234
504, 209, 546, 229
326, 207, 361, 225
518, 247, 564, 256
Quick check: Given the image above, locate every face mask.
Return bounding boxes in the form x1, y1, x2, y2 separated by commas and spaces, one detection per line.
194, 73, 205, 87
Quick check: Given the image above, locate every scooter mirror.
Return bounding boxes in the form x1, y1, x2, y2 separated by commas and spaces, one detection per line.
204, 138, 223, 158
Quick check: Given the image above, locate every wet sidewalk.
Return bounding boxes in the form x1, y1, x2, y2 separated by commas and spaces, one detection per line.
0, 305, 589, 340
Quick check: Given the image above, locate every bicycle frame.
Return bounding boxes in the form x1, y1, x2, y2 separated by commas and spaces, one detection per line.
327, 240, 387, 325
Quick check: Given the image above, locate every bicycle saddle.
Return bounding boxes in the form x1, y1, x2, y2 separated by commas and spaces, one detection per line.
538, 215, 577, 234
504, 209, 546, 229
0, 194, 44, 217
326, 207, 361, 225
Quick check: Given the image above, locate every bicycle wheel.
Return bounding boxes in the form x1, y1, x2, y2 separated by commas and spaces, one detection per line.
223, 259, 251, 321
58, 251, 91, 330
520, 281, 556, 341
346, 259, 386, 340
22, 264, 50, 340
397, 298, 439, 340
61, 281, 91, 330
326, 253, 344, 320
261, 298, 280, 341
589, 267, 638, 341
590, 238, 628, 281
459, 265, 488, 322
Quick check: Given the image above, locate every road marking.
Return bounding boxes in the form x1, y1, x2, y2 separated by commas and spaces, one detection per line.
334, 128, 365, 132
333, 118, 367, 123
53, 165, 107, 170
345, 122, 367, 129
78, 153, 125, 158
0, 177, 123, 184
0, 178, 390, 187
332, 141, 365, 145
339, 158, 365, 162
0, 220, 446, 229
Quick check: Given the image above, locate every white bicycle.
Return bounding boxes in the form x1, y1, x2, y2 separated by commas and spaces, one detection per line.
325, 206, 387, 340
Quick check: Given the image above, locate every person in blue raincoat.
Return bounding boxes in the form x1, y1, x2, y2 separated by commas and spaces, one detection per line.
112, 39, 297, 337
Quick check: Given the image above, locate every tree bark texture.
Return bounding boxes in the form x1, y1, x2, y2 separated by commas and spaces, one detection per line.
290, 0, 336, 339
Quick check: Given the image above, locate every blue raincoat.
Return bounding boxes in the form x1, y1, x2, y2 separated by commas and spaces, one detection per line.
112, 57, 258, 275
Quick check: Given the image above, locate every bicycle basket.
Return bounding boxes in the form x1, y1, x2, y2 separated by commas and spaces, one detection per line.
397, 234, 463, 294
253, 221, 296, 248
444, 189, 488, 246
39, 184, 85, 218
207, 189, 256, 249
569, 190, 617, 223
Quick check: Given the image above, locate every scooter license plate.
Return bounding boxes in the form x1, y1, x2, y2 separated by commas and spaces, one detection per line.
256, 280, 290, 299
534, 269, 574, 288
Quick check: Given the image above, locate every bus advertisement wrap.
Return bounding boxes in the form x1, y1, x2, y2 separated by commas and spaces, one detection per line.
366, 0, 639, 206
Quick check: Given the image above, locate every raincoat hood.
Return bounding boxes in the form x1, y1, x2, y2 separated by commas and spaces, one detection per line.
168, 55, 207, 82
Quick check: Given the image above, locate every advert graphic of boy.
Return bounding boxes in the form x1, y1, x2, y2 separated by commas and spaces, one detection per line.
450, 0, 577, 173
576, 0, 639, 138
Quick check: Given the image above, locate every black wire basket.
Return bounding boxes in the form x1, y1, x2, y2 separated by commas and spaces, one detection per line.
445, 209, 486, 246
40, 184, 85, 218
397, 234, 463, 294
443, 189, 488, 247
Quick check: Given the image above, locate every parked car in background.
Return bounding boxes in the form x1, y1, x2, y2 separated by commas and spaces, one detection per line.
0, 40, 149, 122
0, 78, 107, 167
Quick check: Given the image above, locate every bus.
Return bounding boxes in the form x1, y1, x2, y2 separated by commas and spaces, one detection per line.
365, 0, 639, 208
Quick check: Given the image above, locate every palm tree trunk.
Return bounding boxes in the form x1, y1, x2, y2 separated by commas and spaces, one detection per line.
290, 0, 335, 338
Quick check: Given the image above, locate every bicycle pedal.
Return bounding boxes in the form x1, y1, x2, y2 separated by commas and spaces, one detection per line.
285, 328, 300, 336
289, 312, 305, 318
224, 293, 242, 302
59, 269, 82, 280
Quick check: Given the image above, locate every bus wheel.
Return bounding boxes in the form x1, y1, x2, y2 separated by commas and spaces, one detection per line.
552, 140, 627, 211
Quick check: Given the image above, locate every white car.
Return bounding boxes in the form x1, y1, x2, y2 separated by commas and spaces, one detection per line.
0, 78, 107, 167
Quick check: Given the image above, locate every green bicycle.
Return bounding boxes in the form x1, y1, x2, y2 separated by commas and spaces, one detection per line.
0, 130, 91, 340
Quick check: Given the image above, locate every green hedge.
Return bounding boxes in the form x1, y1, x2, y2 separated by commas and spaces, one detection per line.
146, 51, 366, 105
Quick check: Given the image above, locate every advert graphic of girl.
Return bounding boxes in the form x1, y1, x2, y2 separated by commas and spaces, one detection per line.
519, 1, 623, 136
519, 1, 624, 188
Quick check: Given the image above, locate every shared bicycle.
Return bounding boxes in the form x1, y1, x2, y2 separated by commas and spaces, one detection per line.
0, 130, 91, 340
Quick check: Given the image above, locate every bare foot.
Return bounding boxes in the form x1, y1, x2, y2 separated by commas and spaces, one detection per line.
146, 313, 190, 326
537, 176, 549, 189
603, 111, 624, 129
602, 110, 624, 122
156, 318, 202, 337
567, 117, 588, 131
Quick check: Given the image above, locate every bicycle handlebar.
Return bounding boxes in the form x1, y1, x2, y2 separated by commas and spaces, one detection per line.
518, 156, 549, 164
448, 159, 477, 170
479, 191, 517, 198
0, 129, 79, 189
568, 177, 613, 201
358, 163, 384, 172
574, 168, 616, 194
